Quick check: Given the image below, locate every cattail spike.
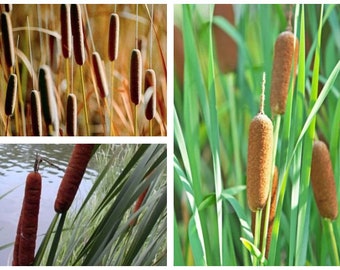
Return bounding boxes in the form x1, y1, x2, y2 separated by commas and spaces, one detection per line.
108, 13, 119, 61
5, 73, 17, 116
66, 93, 77, 136
311, 140, 338, 220
130, 49, 142, 105
38, 65, 59, 136
71, 4, 85, 65
60, 4, 72, 59
1, 12, 15, 68
31, 90, 42, 136
144, 69, 156, 120
270, 30, 299, 115
92, 51, 109, 98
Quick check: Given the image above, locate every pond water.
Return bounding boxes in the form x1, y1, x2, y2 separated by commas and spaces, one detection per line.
0, 144, 98, 266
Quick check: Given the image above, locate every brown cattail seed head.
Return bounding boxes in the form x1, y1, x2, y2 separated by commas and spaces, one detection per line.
71, 4, 85, 65
3, 4, 12, 12
38, 65, 59, 135
144, 69, 156, 120
130, 49, 142, 105
108, 13, 119, 61
60, 4, 72, 59
247, 113, 273, 212
92, 52, 109, 98
66, 93, 77, 136
31, 90, 42, 136
5, 73, 17, 116
1, 12, 15, 68
270, 30, 299, 115
311, 140, 338, 220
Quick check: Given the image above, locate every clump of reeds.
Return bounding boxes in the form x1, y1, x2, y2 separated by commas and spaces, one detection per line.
30, 90, 42, 136
270, 29, 299, 115
108, 13, 119, 62
13, 172, 42, 266
310, 140, 338, 220
38, 65, 59, 136
1, 11, 15, 69
66, 93, 77, 136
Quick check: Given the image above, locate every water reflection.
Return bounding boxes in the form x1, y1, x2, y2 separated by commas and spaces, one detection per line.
0, 144, 98, 265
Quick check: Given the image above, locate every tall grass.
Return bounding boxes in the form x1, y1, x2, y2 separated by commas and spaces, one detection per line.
174, 4, 340, 266
0, 4, 166, 136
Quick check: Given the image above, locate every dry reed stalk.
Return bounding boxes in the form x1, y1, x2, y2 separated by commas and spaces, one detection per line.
5, 73, 17, 116
270, 30, 299, 115
311, 140, 338, 220
66, 93, 77, 136
144, 69, 156, 120
71, 4, 85, 65
108, 13, 119, 61
38, 65, 59, 136
92, 51, 109, 98
54, 144, 95, 213
17, 172, 42, 266
130, 49, 142, 105
30, 90, 42, 136
61, 4, 72, 59
1, 12, 15, 68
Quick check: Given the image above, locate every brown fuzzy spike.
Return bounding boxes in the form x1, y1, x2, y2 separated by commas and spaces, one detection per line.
1, 12, 15, 68
71, 4, 85, 65
108, 13, 119, 61
92, 52, 109, 98
66, 93, 77, 136
270, 30, 299, 115
31, 90, 42, 136
311, 140, 338, 220
247, 112, 273, 211
144, 69, 156, 120
60, 4, 72, 59
130, 49, 142, 105
5, 73, 17, 116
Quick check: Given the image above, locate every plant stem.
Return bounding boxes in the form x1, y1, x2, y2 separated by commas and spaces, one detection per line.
253, 209, 262, 266
134, 104, 138, 136
80, 65, 90, 135
324, 218, 340, 266
149, 120, 152, 136
110, 61, 115, 136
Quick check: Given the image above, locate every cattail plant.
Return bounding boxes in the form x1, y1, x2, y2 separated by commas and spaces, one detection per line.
31, 90, 42, 136
38, 65, 59, 136
92, 52, 109, 99
311, 140, 338, 220
270, 29, 299, 115
70, 4, 85, 66
13, 172, 42, 266
108, 13, 119, 62
144, 69, 156, 120
4, 73, 17, 135
60, 4, 72, 59
66, 93, 77, 136
54, 144, 95, 213
130, 49, 142, 136
247, 88, 273, 212
2, 4, 12, 12
1, 12, 15, 69
49, 35, 61, 72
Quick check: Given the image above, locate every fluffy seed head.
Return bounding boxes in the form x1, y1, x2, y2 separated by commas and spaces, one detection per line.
38, 65, 59, 135
247, 112, 273, 211
1, 12, 15, 68
144, 69, 156, 120
71, 4, 85, 65
311, 140, 338, 220
30, 90, 42, 136
60, 4, 72, 59
66, 93, 77, 136
108, 13, 119, 61
270, 30, 299, 115
92, 52, 109, 98
130, 49, 142, 105
5, 73, 17, 116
